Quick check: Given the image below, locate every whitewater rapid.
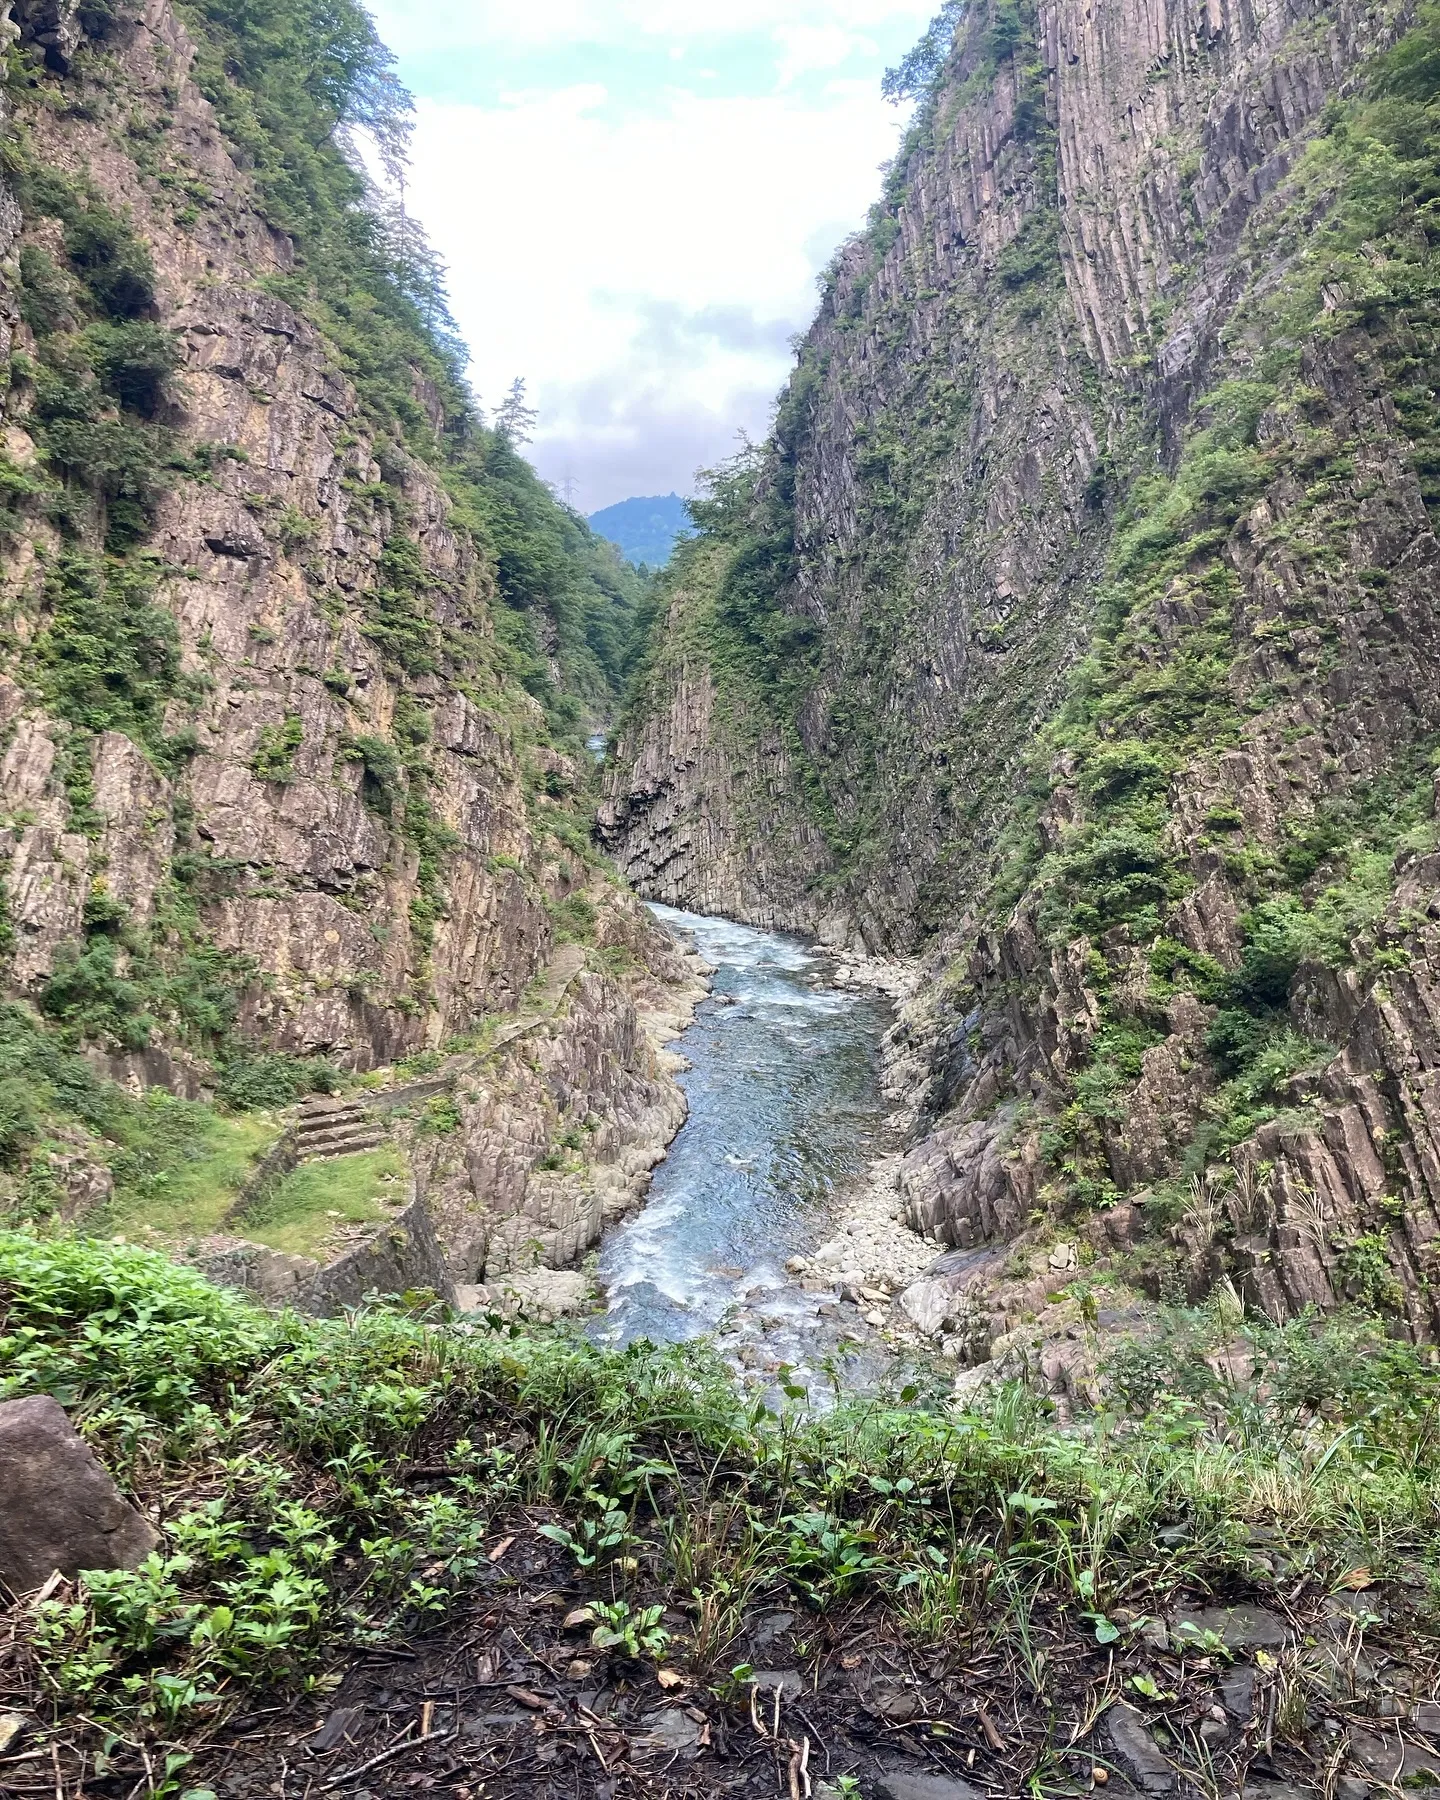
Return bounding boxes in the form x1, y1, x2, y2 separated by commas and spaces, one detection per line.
593, 905, 894, 1365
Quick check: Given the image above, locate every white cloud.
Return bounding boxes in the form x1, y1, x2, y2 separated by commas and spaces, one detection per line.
371, 0, 934, 57
369, 1, 935, 510
404, 72, 911, 510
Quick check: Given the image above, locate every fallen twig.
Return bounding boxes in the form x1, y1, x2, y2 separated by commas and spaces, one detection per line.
321, 1727, 456, 1791
787, 1734, 812, 1800
795, 1705, 830, 1774
976, 1705, 1007, 1753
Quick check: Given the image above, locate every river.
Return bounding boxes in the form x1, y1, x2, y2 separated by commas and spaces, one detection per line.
592, 905, 901, 1385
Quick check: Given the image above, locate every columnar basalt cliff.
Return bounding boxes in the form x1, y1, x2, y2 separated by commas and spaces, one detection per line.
606, 0, 1440, 1340
0, 0, 692, 1283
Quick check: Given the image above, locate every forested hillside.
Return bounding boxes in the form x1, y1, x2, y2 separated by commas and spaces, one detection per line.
588, 491, 693, 569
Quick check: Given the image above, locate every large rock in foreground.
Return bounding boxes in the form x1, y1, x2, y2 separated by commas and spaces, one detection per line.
0, 1396, 160, 1594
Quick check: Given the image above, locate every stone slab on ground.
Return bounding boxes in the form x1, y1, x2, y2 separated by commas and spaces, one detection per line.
1349, 1727, 1440, 1787
0, 1396, 160, 1593
1104, 1702, 1175, 1794
871, 1770, 986, 1800
1173, 1604, 1291, 1650
639, 1708, 703, 1758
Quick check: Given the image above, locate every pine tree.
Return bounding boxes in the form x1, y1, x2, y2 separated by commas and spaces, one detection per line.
494, 378, 538, 446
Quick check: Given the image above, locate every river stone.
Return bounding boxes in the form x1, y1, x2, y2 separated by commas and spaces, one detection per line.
873, 1772, 985, 1800
1104, 1702, 1174, 1794
0, 1395, 160, 1593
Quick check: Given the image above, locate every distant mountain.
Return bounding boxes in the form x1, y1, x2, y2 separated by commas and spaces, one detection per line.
588, 494, 693, 569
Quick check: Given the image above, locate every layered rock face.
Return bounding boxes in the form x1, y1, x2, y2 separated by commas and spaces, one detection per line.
597, 547, 841, 936
610, 0, 1414, 947
608, 0, 1440, 1337
0, 0, 694, 1279
0, 0, 549, 1057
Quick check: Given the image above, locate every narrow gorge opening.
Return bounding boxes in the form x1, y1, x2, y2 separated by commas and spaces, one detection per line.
592, 906, 908, 1390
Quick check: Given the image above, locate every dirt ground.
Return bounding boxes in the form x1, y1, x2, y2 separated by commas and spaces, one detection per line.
9, 1511, 1435, 1800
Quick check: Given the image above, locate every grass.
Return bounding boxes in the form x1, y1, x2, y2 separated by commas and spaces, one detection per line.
102, 1106, 281, 1241
241, 1146, 408, 1256
1, 1231, 1437, 1781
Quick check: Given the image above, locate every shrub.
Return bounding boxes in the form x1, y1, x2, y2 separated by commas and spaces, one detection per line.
29, 552, 183, 749
17, 169, 158, 321
250, 713, 304, 783
548, 893, 597, 944
39, 936, 159, 1050
0, 1074, 44, 1166
997, 210, 1060, 290
0, 1232, 267, 1415
1043, 823, 1179, 938
18, 245, 76, 335
341, 732, 403, 810
60, 195, 156, 319
79, 320, 179, 417
1079, 740, 1173, 804
216, 1053, 338, 1112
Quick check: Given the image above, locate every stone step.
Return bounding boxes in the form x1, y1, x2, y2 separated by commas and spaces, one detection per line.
297, 1104, 371, 1134
299, 1126, 390, 1160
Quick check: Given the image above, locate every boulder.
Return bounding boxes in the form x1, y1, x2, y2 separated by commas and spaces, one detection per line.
900, 1247, 1008, 1336
899, 1273, 969, 1335
0, 1396, 160, 1594
494, 1267, 592, 1320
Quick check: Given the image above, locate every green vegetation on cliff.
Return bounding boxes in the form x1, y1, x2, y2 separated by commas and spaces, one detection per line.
1012, 8, 1440, 1217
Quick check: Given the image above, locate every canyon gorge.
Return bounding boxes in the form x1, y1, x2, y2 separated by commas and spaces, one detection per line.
2, 0, 1440, 1793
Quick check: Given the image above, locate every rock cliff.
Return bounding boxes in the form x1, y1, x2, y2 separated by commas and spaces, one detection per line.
0, 0, 692, 1283
607, 0, 1440, 1340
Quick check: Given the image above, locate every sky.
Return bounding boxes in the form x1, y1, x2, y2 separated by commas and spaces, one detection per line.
365, 0, 935, 513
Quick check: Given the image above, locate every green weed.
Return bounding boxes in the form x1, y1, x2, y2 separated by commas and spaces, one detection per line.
241, 1147, 407, 1257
